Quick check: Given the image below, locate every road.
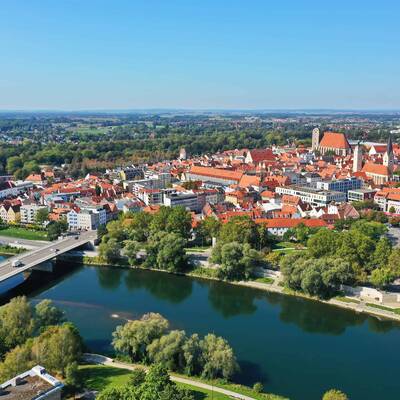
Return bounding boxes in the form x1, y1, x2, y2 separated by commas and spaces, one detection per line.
0, 236, 48, 249
0, 230, 97, 283
83, 353, 256, 400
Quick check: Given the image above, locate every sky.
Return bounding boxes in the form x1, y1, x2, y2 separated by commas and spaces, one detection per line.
1, 0, 399, 110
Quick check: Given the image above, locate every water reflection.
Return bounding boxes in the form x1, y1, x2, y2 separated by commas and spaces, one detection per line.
208, 281, 262, 318
278, 296, 366, 335
96, 267, 123, 290
124, 269, 193, 304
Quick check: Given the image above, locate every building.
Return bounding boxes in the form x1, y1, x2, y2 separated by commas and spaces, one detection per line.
164, 191, 202, 212
348, 189, 376, 202
255, 218, 327, 236
315, 177, 362, 198
244, 149, 276, 165
0, 204, 20, 224
275, 185, 346, 206
0, 180, 33, 199
361, 163, 391, 185
187, 166, 243, 186
0, 365, 63, 400
311, 127, 321, 151
67, 206, 107, 230
119, 166, 144, 181
353, 143, 363, 172
20, 204, 48, 224
315, 131, 352, 156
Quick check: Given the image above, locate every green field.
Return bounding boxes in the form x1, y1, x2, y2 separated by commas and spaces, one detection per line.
78, 365, 232, 400
0, 226, 48, 240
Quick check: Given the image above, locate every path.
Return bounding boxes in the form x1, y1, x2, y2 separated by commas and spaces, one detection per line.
83, 353, 256, 400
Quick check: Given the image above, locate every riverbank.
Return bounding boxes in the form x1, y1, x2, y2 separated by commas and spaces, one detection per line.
82, 353, 287, 400
60, 253, 400, 323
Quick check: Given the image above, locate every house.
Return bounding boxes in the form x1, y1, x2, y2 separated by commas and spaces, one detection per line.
255, 218, 327, 236
0, 204, 20, 224
0, 365, 63, 400
20, 204, 48, 224
245, 149, 276, 165
315, 132, 352, 156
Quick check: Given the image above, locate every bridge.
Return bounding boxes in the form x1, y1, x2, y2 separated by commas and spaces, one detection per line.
0, 230, 98, 283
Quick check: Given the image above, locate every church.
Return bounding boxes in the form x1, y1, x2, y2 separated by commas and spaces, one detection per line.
311, 128, 352, 156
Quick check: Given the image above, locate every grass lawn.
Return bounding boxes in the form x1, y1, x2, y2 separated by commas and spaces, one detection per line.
255, 277, 274, 284
0, 226, 48, 241
335, 296, 360, 304
77, 365, 232, 399
366, 303, 400, 314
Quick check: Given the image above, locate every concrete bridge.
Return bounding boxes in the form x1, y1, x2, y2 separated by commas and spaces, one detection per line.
0, 230, 98, 283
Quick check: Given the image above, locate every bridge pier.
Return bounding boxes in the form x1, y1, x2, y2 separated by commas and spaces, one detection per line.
31, 260, 55, 273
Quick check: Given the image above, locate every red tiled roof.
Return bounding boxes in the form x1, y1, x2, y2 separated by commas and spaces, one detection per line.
362, 162, 390, 176
319, 132, 351, 150
247, 149, 276, 163
255, 218, 327, 229
189, 166, 243, 182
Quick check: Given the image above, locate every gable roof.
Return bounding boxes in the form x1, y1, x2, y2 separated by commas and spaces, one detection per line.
362, 162, 390, 176
247, 149, 276, 163
189, 166, 243, 182
319, 132, 351, 150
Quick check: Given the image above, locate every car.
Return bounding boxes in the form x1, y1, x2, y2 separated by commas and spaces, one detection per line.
12, 259, 23, 268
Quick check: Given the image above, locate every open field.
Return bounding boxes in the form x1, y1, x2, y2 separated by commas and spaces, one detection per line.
0, 227, 48, 240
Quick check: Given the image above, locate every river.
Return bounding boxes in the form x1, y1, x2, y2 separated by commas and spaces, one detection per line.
4, 261, 400, 400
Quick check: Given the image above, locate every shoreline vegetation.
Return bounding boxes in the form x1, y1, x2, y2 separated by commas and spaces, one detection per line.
60, 253, 400, 323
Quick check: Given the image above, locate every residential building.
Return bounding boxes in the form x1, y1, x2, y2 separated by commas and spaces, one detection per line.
186, 166, 243, 186
275, 185, 346, 206
163, 191, 202, 212
20, 204, 48, 224
0, 204, 20, 223
0, 365, 63, 400
255, 218, 327, 236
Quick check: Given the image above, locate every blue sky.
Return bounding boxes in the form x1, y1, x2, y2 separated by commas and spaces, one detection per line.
1, 0, 399, 110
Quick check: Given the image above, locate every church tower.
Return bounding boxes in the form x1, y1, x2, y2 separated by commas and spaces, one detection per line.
383, 132, 394, 173
352, 142, 363, 172
311, 128, 320, 151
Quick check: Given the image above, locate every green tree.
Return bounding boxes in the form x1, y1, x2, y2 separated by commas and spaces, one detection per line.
6, 156, 23, 174
253, 382, 264, 393
47, 220, 68, 240
147, 330, 187, 372
200, 334, 239, 380
0, 342, 34, 382
307, 229, 338, 258
0, 296, 35, 355
31, 323, 83, 377
99, 237, 122, 263
156, 232, 188, 272
34, 299, 66, 329
196, 216, 221, 245
126, 211, 153, 242
65, 361, 82, 389
322, 389, 349, 400
112, 313, 169, 362
124, 240, 141, 265
219, 216, 260, 246
370, 268, 393, 288
35, 208, 49, 225
128, 367, 147, 386
182, 334, 203, 376
371, 237, 392, 269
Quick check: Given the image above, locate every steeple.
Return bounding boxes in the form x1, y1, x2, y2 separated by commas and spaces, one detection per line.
383, 132, 394, 172
352, 142, 362, 172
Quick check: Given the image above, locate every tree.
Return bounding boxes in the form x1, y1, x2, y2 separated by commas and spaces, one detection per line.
30, 323, 83, 377
253, 382, 264, 393
307, 229, 338, 258
218, 216, 260, 247
389, 206, 396, 214
371, 237, 392, 269
65, 361, 82, 389
112, 313, 169, 362
211, 242, 260, 281
138, 364, 193, 400
0, 342, 34, 382
106, 220, 127, 242
0, 296, 35, 355
35, 208, 49, 225
124, 240, 141, 265
156, 232, 188, 272
322, 389, 349, 400
129, 367, 147, 386
6, 156, 23, 174
47, 220, 68, 240
196, 217, 221, 245
200, 334, 239, 380
99, 237, 122, 263
147, 330, 187, 372
97, 387, 131, 400
182, 334, 203, 376
370, 268, 393, 288
126, 211, 153, 242
34, 299, 66, 328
